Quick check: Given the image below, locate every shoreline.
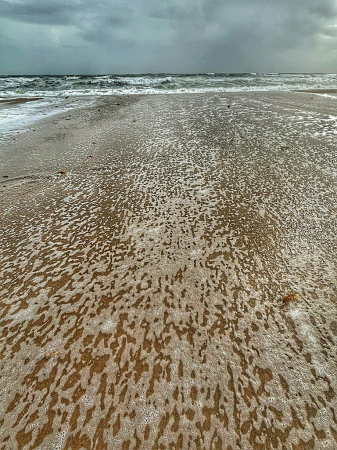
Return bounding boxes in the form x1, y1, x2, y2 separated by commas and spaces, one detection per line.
1, 87, 336, 139
1, 91, 337, 449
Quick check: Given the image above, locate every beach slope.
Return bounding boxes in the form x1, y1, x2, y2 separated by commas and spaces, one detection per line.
1, 92, 337, 449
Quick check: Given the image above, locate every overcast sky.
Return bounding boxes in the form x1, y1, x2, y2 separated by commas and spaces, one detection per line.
0, 0, 337, 74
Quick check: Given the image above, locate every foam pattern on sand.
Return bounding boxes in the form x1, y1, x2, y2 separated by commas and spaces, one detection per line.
1, 93, 337, 449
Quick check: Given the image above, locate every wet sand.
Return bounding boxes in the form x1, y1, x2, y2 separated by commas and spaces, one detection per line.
0, 97, 43, 108
295, 89, 337, 95
1, 91, 337, 449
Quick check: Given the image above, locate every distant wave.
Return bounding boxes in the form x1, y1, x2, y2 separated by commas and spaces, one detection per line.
1, 73, 337, 98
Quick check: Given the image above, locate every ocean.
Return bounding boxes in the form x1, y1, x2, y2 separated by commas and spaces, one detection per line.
1, 73, 337, 136
2, 73, 337, 97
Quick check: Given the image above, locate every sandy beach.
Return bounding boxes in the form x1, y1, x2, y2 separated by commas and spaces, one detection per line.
1, 91, 337, 449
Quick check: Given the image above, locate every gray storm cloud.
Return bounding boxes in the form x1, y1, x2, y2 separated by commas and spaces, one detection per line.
0, 0, 336, 74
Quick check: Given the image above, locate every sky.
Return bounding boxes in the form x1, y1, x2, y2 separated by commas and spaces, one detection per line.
0, 0, 337, 74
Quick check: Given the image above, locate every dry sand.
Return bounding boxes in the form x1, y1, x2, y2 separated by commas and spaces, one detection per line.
1, 91, 337, 449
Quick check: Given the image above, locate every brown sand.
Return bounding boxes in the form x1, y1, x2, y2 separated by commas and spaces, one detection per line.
1, 92, 337, 449
295, 89, 337, 95
0, 97, 43, 109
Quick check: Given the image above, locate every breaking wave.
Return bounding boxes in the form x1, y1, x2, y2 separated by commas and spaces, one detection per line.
1, 73, 337, 98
